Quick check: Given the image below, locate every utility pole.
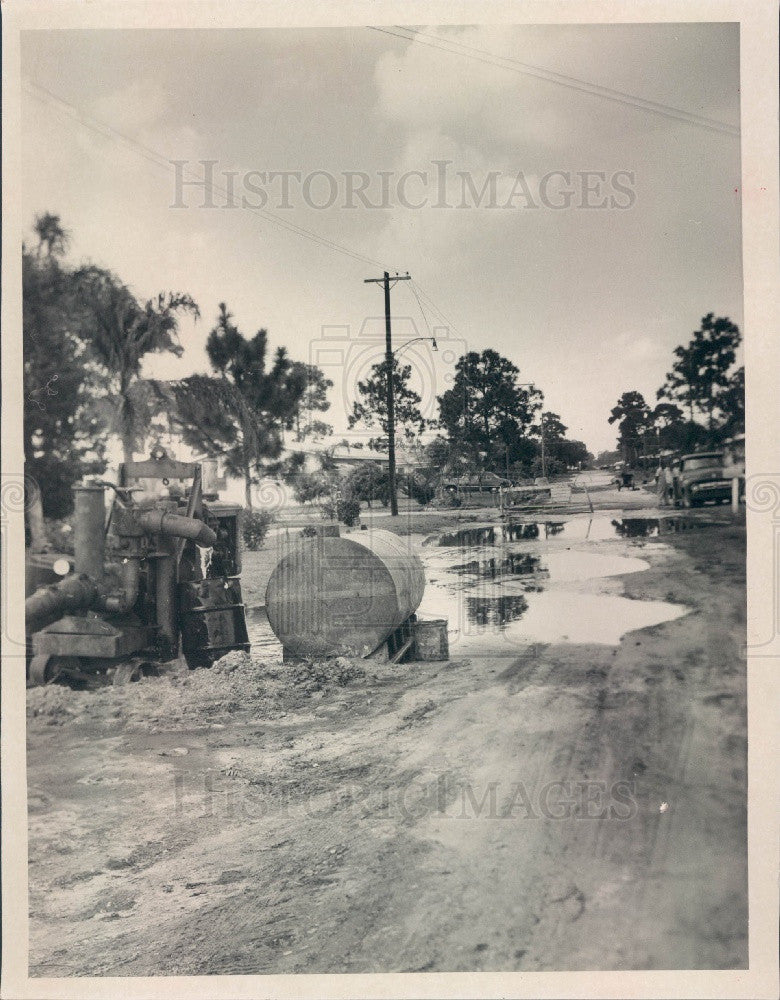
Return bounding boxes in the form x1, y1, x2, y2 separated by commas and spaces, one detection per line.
364, 271, 410, 516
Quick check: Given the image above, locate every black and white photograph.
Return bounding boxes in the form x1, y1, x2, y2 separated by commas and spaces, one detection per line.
2, 2, 778, 997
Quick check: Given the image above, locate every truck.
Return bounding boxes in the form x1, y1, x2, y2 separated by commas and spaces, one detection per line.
671, 451, 732, 508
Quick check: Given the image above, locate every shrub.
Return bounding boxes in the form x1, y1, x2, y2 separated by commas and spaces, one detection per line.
343, 462, 389, 508
336, 498, 361, 527
292, 471, 331, 505
321, 498, 361, 527
406, 476, 435, 506
241, 509, 273, 550
440, 491, 463, 508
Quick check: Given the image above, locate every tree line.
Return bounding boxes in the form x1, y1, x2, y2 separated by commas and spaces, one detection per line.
23, 213, 333, 547
345, 348, 591, 483
24, 211, 590, 545
608, 314, 743, 465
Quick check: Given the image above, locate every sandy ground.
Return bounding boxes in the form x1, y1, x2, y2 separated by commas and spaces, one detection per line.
26, 508, 746, 975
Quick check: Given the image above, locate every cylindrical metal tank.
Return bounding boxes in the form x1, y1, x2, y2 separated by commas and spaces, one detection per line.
265, 529, 425, 659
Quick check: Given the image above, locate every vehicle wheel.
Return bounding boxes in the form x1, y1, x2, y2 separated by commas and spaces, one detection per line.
113, 661, 143, 686
28, 654, 80, 686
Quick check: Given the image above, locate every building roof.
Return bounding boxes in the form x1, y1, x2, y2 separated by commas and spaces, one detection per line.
292, 442, 427, 466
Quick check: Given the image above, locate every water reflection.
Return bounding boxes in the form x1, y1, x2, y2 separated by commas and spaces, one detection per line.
416, 517, 693, 650
503, 523, 543, 541
452, 553, 543, 578
436, 522, 568, 546
611, 518, 660, 537
610, 516, 727, 537
464, 594, 529, 628
433, 515, 728, 547
436, 526, 499, 547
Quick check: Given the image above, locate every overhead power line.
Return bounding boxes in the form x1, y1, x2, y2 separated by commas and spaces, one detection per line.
24, 78, 479, 349
408, 281, 434, 338
369, 25, 740, 137
410, 280, 461, 338
23, 78, 389, 271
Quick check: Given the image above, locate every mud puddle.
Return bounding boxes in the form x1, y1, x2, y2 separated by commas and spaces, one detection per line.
430, 515, 729, 547
447, 549, 650, 583
417, 588, 688, 651
245, 517, 693, 659
416, 519, 691, 652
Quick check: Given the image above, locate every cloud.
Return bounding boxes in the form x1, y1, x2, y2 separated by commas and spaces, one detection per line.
90, 77, 169, 134
373, 26, 572, 151
373, 23, 740, 157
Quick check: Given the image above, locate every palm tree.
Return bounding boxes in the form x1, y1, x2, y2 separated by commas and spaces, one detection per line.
33, 212, 70, 259
75, 266, 199, 464
161, 304, 308, 508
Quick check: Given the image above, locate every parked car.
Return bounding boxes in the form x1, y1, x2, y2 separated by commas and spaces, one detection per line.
441, 472, 511, 494
672, 451, 732, 507
502, 480, 552, 508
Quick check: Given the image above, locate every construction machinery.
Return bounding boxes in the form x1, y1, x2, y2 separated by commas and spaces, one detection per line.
25, 448, 250, 686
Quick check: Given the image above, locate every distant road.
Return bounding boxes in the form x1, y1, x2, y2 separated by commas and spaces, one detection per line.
573, 470, 615, 489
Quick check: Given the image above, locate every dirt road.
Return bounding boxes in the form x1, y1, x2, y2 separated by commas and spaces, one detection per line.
26, 516, 747, 974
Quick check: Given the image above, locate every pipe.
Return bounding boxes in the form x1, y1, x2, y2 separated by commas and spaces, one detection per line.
73, 484, 106, 579
134, 510, 216, 547
100, 558, 142, 614
25, 574, 99, 631
156, 542, 178, 660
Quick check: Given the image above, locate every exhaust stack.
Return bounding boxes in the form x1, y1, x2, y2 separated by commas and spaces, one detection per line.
73, 483, 106, 580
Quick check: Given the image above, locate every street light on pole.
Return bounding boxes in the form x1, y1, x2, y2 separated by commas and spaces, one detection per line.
393, 335, 439, 358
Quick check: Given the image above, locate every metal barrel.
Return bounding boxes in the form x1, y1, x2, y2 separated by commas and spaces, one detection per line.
265, 528, 425, 659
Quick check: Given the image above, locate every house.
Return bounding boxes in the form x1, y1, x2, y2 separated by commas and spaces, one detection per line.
293, 441, 428, 477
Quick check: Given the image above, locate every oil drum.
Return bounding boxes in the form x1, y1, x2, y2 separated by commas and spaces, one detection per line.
265, 528, 425, 659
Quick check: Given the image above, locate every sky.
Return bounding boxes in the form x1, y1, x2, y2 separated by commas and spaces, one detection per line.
21, 23, 743, 456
